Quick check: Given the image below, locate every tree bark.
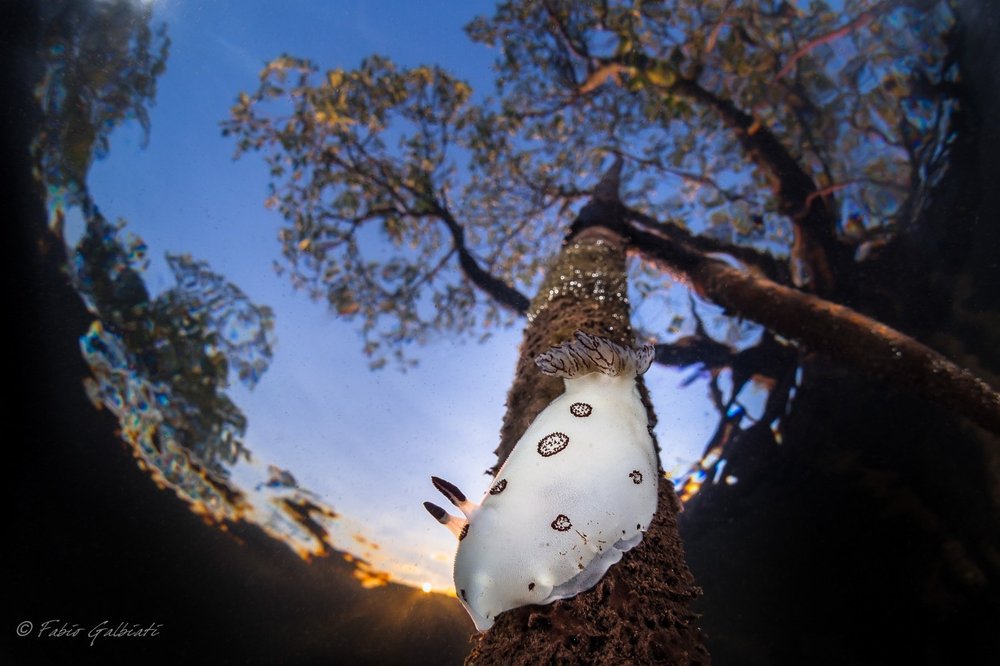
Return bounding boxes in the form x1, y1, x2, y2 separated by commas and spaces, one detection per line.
470, 163, 709, 664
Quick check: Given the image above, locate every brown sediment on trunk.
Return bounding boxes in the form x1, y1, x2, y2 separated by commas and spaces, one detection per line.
478, 164, 708, 662
493, 225, 633, 467
467, 481, 709, 665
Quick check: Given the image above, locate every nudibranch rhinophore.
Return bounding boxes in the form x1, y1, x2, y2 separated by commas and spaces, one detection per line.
424, 331, 658, 631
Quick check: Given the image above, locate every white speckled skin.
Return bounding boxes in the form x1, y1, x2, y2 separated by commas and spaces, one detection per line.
429, 333, 658, 631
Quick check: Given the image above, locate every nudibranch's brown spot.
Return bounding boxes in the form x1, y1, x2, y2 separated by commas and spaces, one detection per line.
629, 470, 643, 484
551, 514, 572, 531
459, 524, 469, 540
569, 402, 592, 417
528, 582, 535, 591
537, 432, 570, 457
489, 478, 507, 495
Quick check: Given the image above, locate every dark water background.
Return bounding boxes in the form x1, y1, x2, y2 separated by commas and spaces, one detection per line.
6, 1, 1000, 664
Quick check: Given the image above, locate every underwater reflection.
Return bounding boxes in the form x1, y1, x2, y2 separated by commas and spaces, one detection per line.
71, 215, 430, 589
29, 0, 437, 581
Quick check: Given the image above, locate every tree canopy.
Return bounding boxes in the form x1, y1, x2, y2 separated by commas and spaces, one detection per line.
223, 0, 1000, 442
225, 0, 959, 365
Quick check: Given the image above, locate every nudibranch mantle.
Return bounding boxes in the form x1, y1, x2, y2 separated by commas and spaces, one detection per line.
424, 332, 658, 631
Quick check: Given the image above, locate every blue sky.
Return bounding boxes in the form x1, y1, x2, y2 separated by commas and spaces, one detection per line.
79, 0, 725, 592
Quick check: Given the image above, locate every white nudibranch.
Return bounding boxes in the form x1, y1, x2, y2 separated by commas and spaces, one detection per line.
423, 331, 658, 631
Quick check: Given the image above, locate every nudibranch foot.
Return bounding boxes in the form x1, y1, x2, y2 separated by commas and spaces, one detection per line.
547, 534, 638, 603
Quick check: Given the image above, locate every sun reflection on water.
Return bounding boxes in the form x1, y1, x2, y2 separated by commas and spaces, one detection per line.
78, 316, 454, 593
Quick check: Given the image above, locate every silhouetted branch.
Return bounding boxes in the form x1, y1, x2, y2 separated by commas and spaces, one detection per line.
654, 335, 733, 369
668, 74, 841, 293
625, 206, 789, 283
581, 57, 842, 293
614, 147, 756, 204
629, 223, 1000, 437
542, 0, 590, 65
776, 0, 901, 80
432, 201, 531, 315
